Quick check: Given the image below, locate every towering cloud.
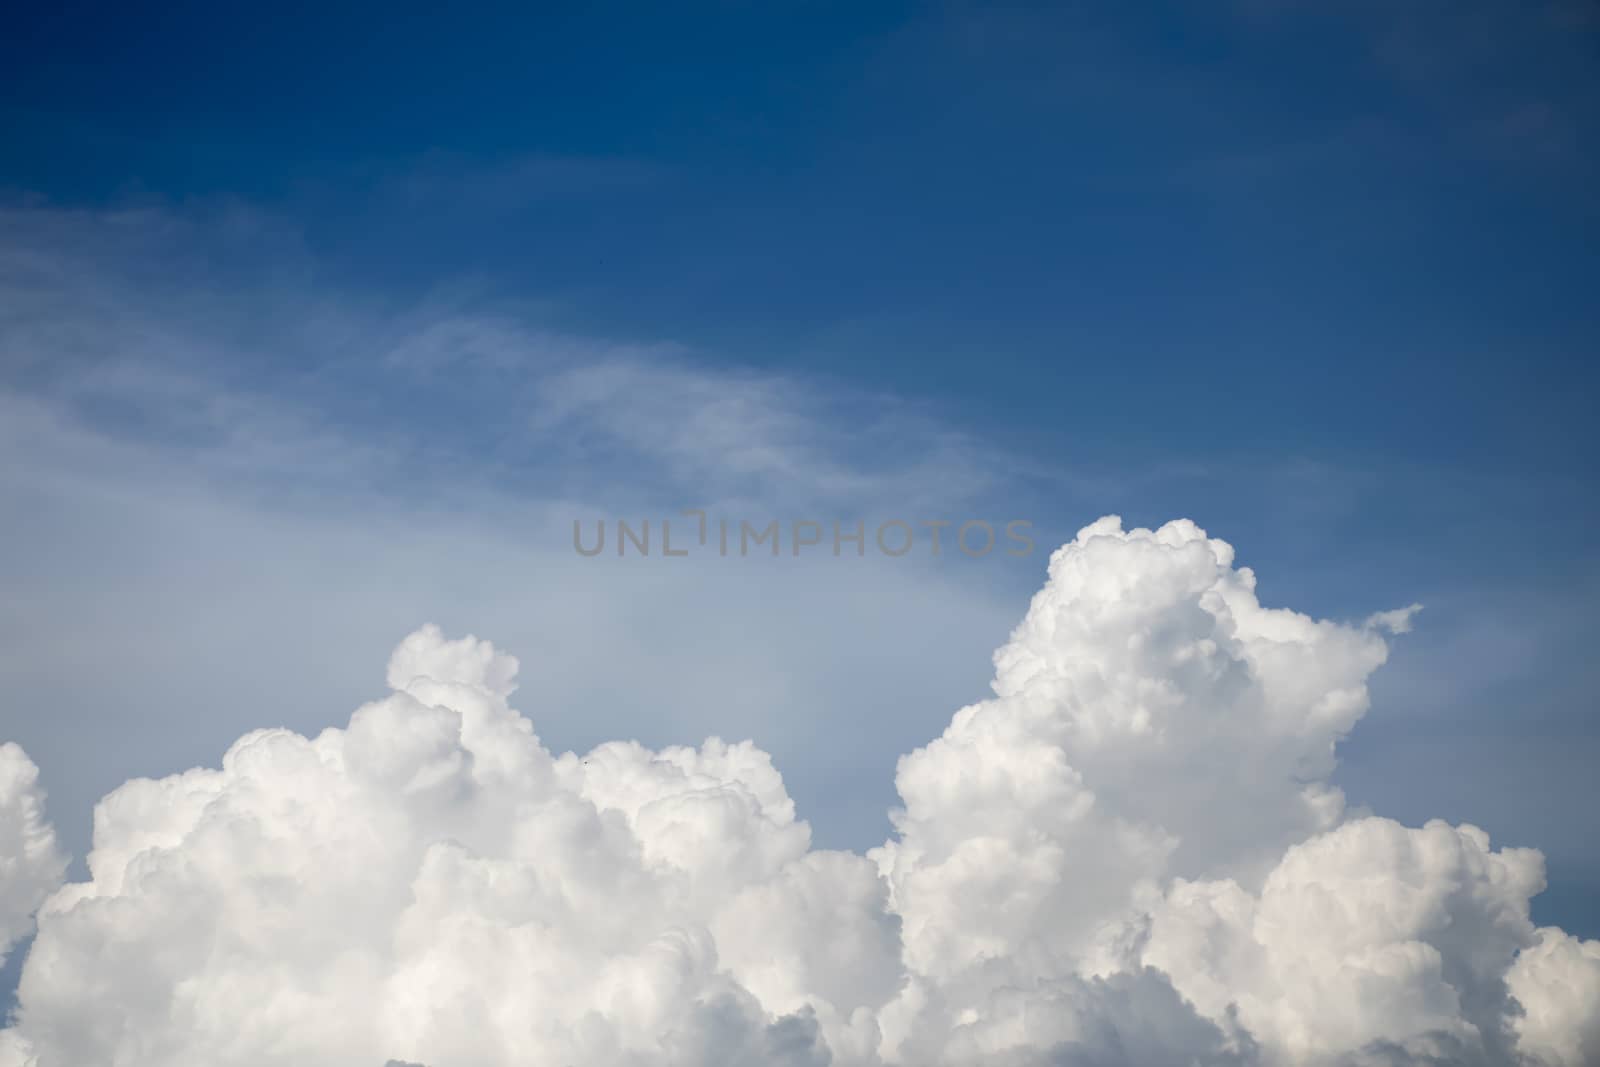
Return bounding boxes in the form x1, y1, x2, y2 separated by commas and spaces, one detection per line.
0, 518, 1593, 1065
0, 744, 65, 969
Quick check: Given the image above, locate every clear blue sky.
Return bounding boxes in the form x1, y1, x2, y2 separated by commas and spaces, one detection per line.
2, 0, 1596, 969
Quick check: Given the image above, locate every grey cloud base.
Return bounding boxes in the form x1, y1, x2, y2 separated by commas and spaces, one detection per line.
0, 518, 1596, 1066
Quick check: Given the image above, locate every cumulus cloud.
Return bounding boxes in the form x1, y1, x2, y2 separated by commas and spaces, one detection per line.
1146, 818, 1545, 1064
1507, 928, 1600, 1067
0, 744, 66, 969
0, 517, 1594, 1065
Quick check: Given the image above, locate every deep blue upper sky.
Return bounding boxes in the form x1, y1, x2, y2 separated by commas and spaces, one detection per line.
4, 2, 1595, 475
2, 1, 1597, 939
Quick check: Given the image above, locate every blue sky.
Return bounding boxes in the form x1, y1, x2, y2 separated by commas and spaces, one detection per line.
2, 0, 1597, 1009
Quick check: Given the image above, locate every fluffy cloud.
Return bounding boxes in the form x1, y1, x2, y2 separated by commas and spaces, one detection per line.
1146, 818, 1545, 1064
1507, 928, 1600, 1067
0, 518, 1593, 1066
0, 744, 66, 968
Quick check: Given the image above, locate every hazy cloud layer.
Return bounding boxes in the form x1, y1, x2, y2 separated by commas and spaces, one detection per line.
1, 518, 1594, 1065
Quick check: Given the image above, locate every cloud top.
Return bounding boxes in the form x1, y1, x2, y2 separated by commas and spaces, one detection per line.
0, 745, 65, 969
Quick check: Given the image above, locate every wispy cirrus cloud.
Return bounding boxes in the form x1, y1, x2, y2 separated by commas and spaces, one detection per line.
0, 198, 1016, 515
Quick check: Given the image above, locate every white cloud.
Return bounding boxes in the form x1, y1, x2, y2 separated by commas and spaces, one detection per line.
1507, 927, 1600, 1067
1147, 818, 1545, 1063
1, 517, 1593, 1065
0, 745, 65, 969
